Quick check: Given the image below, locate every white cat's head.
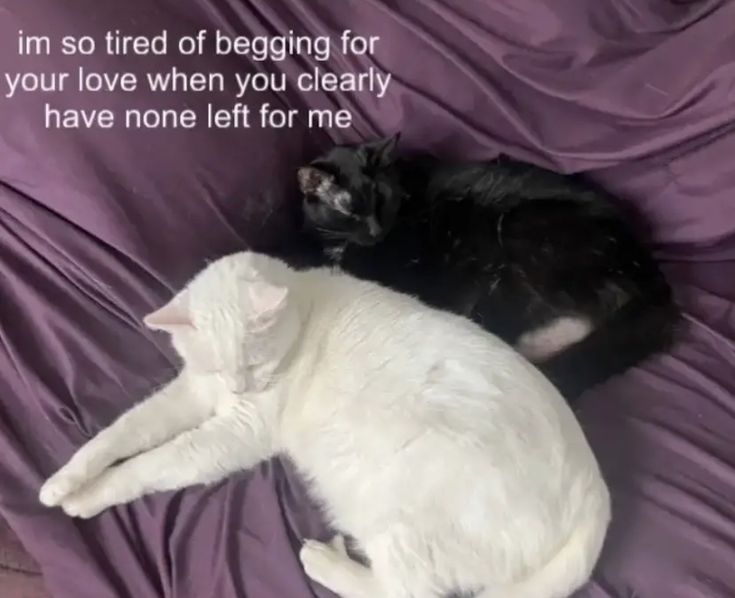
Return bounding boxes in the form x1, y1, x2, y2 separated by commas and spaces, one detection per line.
143, 252, 300, 392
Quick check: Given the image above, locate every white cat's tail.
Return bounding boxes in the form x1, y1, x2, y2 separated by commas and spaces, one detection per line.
481, 492, 611, 598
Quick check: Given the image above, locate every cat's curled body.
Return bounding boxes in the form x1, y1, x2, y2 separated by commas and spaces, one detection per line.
40, 252, 610, 598
294, 137, 679, 401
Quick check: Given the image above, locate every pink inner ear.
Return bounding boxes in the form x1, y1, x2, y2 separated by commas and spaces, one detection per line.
143, 297, 193, 331
248, 282, 288, 320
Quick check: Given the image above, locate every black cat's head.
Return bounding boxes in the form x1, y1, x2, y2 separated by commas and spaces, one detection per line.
297, 134, 404, 246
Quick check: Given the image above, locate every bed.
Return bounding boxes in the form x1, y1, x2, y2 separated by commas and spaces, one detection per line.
1, 1, 734, 597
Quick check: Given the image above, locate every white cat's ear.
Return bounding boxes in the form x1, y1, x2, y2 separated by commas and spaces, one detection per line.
248, 282, 289, 323
143, 294, 193, 331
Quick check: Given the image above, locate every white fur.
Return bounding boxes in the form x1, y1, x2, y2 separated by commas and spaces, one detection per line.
40, 252, 610, 598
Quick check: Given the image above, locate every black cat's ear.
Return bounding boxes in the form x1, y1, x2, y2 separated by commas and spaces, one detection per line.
365, 133, 401, 168
297, 166, 331, 195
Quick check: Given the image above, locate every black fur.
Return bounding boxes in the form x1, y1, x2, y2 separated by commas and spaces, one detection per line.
286, 135, 678, 402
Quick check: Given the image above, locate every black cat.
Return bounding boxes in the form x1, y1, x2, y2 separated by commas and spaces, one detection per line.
288, 134, 678, 402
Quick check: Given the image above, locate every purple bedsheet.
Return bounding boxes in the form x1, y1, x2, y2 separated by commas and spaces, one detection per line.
1, 1, 734, 597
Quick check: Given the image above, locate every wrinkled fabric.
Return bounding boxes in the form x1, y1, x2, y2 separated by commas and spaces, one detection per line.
0, 1, 734, 597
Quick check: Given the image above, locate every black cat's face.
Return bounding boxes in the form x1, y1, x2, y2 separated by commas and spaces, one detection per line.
297, 135, 404, 246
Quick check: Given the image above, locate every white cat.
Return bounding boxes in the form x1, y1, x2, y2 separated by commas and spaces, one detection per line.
39, 251, 610, 598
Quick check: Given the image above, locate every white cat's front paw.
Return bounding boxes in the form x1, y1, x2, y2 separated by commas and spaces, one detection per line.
60, 492, 108, 519
39, 470, 88, 507
60, 481, 121, 519
58, 468, 137, 519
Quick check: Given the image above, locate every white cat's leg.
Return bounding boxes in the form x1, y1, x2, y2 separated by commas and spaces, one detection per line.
300, 536, 378, 598
59, 411, 271, 518
40, 372, 212, 508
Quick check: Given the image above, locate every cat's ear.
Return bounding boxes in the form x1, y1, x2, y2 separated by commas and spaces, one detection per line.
248, 281, 289, 324
143, 292, 193, 332
297, 166, 332, 195
366, 133, 400, 168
